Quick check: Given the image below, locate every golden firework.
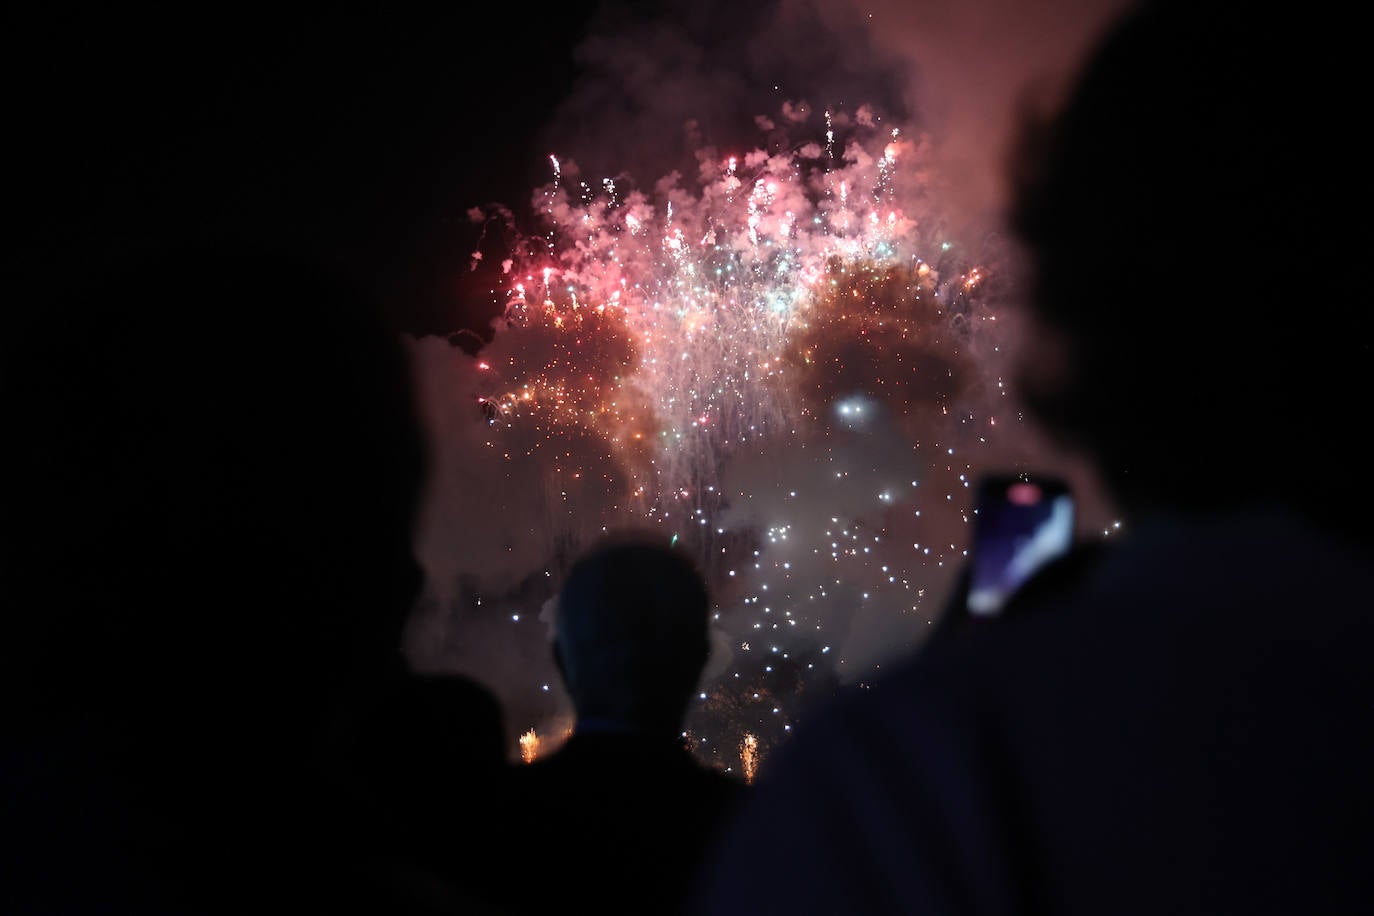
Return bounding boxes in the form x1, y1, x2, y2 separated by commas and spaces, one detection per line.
519, 728, 540, 764
740, 733, 760, 784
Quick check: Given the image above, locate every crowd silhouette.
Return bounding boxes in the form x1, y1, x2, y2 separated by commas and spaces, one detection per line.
691, 1, 1374, 913
6, 0, 1372, 914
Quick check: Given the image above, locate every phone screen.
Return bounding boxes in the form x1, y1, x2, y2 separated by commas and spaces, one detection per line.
966, 475, 1074, 616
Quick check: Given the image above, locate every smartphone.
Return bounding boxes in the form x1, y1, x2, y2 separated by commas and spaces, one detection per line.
965, 474, 1075, 616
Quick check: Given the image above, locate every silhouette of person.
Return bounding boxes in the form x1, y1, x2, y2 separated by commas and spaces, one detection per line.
691, 2, 1374, 914
1, 241, 508, 914
492, 531, 747, 916
343, 667, 513, 914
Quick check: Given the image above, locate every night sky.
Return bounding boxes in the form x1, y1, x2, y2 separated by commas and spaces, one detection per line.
7, 1, 1134, 764
6, 5, 600, 334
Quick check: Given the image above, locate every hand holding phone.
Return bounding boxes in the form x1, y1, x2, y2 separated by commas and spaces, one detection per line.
965, 474, 1075, 616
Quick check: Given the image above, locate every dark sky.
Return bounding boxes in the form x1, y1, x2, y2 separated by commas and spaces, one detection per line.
5, 5, 603, 335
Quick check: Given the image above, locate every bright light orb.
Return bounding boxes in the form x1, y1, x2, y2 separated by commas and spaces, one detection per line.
834, 394, 875, 427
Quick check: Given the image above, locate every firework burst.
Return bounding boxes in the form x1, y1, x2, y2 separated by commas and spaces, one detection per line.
423, 102, 1017, 769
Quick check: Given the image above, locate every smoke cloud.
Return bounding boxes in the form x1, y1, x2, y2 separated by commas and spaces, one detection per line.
404, 0, 1128, 764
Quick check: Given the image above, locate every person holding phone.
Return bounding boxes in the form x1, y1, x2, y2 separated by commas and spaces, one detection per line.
691, 2, 1374, 914
963, 475, 1075, 617
921, 472, 1101, 651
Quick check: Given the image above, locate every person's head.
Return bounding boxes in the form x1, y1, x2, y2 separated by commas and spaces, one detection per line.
3, 241, 427, 744
553, 532, 711, 736
1006, 0, 1369, 535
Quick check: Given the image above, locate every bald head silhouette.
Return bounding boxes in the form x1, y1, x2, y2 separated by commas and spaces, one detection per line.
553, 532, 711, 737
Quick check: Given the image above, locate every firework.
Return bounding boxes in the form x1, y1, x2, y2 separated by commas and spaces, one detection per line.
471, 108, 955, 517
438, 101, 1030, 768
740, 733, 759, 784
519, 728, 540, 764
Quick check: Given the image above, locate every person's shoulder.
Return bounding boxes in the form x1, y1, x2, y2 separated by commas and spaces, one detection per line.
693, 761, 749, 799
749, 541, 1123, 777
746, 640, 978, 791
503, 747, 572, 786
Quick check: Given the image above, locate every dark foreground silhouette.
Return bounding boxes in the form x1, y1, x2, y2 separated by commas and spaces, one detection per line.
2, 244, 508, 914
692, 1, 1374, 913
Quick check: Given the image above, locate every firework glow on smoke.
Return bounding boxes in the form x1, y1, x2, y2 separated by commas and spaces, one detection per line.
477, 105, 972, 517
404, 98, 1103, 773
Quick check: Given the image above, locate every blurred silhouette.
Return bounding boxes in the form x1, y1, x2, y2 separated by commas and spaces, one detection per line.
492, 532, 747, 916
344, 668, 512, 913
692, 2, 1374, 914
352, 671, 507, 826
1, 241, 507, 914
